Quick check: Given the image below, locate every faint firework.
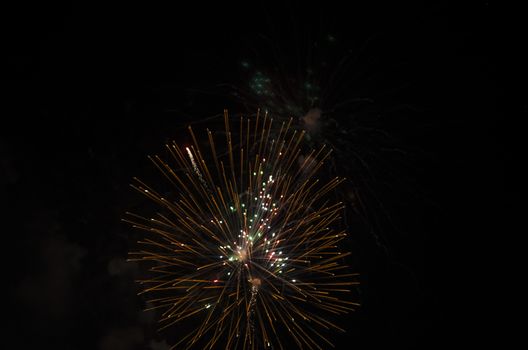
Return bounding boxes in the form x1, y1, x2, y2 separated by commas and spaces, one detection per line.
222, 28, 422, 252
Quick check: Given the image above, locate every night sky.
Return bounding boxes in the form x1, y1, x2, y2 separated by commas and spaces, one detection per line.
3, 1, 500, 349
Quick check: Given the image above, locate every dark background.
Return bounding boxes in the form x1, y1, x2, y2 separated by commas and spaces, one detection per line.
2, 1, 500, 349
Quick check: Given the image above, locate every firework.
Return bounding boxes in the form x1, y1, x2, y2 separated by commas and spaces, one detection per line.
125, 110, 358, 349
222, 28, 420, 254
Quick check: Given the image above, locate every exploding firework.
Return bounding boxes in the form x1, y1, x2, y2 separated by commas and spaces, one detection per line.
125, 110, 358, 349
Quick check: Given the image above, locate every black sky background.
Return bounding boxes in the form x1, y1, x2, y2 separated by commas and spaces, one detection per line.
2, 1, 501, 349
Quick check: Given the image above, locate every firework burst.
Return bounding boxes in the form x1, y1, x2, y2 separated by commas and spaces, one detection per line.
125, 110, 358, 349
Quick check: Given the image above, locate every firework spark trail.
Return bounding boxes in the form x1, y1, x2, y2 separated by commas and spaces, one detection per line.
246, 278, 261, 346
125, 110, 359, 349
186, 146, 209, 191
